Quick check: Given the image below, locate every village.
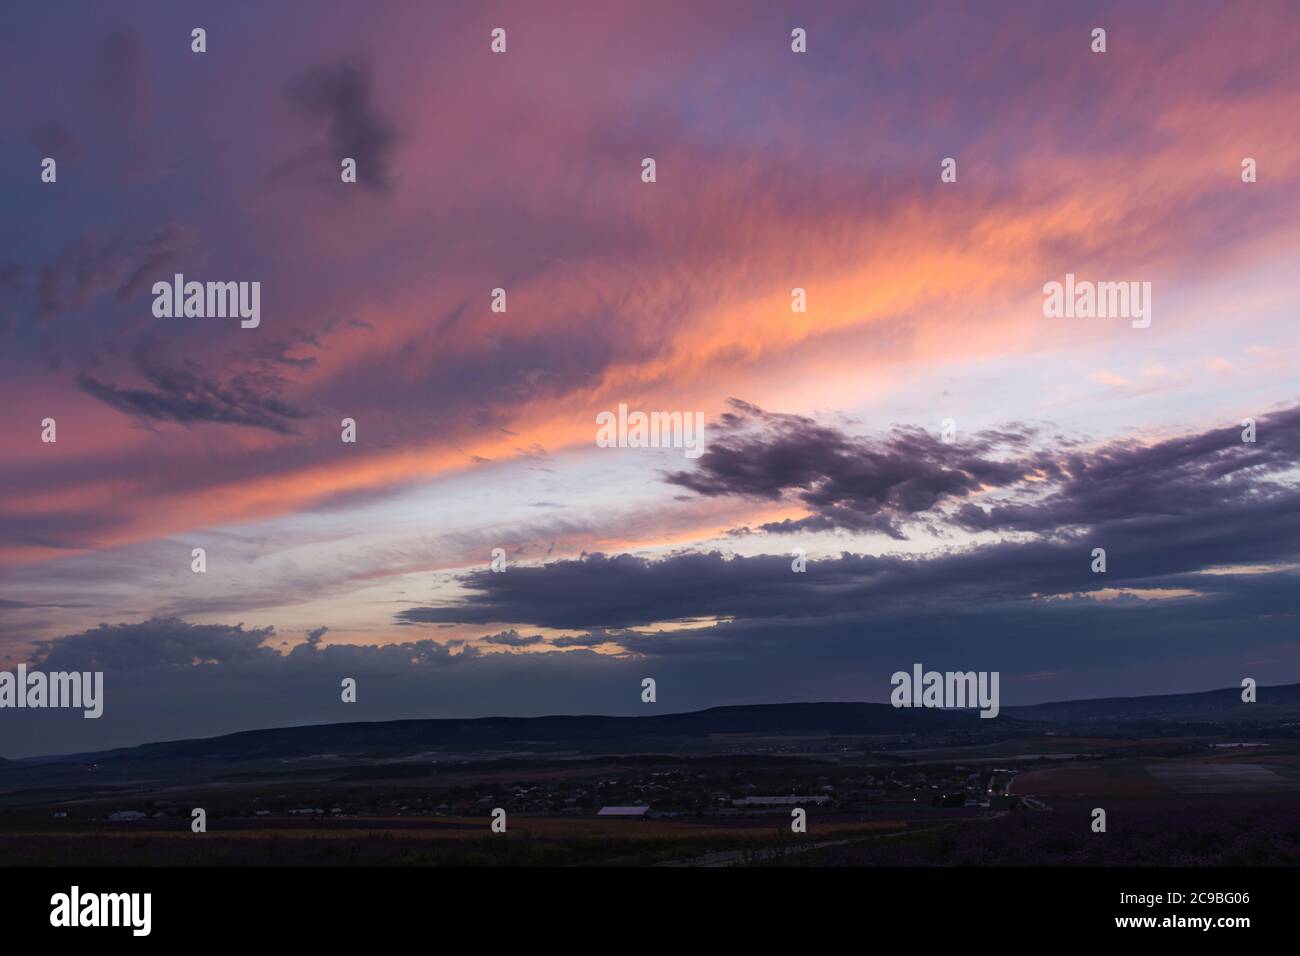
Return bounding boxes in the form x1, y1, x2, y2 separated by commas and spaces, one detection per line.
68, 760, 1018, 827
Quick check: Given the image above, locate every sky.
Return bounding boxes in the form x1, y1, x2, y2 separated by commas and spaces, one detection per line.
1, 0, 1299, 757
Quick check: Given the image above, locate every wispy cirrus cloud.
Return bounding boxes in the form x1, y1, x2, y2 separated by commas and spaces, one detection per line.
77, 341, 313, 435
279, 57, 397, 194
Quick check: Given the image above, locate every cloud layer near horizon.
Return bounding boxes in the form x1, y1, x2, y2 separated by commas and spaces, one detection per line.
11, 403, 1300, 756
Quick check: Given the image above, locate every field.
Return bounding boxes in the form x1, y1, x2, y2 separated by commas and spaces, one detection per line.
1008, 751, 1300, 797
5, 704, 1300, 866
774, 796, 1300, 867
0, 815, 913, 867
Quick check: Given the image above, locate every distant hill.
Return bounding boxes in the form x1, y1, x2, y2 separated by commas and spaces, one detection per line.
1003, 681, 1300, 724
8, 681, 1298, 767
17, 702, 1007, 765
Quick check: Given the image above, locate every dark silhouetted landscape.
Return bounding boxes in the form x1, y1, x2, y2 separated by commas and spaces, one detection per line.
4, 684, 1298, 867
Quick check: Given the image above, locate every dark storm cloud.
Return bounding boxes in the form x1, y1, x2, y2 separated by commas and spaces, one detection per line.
29, 618, 487, 677
953, 403, 1300, 533
5, 617, 517, 757
286, 58, 396, 193
665, 400, 1050, 537
34, 618, 277, 672
78, 340, 312, 435
398, 550, 872, 630
14, 565, 1300, 759
548, 631, 621, 648
480, 630, 546, 647
668, 400, 1300, 541
403, 404, 1300, 632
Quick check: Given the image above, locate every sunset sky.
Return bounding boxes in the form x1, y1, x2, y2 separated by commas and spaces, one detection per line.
2, 1, 1299, 756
